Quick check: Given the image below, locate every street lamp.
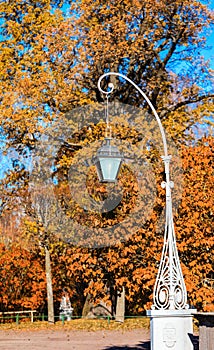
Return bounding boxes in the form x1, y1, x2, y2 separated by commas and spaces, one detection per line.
92, 137, 123, 182
92, 85, 123, 182
95, 72, 194, 350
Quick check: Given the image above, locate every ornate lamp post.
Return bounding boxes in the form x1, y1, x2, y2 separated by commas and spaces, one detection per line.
95, 72, 194, 350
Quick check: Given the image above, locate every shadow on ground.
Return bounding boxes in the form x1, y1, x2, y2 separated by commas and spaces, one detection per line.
103, 341, 150, 350
189, 334, 199, 350
103, 335, 199, 350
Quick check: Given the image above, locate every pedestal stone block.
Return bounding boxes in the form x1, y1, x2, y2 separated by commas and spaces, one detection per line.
147, 309, 194, 350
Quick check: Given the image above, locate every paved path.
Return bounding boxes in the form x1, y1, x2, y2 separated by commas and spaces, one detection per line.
0, 329, 150, 350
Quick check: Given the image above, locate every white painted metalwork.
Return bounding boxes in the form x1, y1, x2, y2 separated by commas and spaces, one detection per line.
98, 72, 188, 310
152, 155, 188, 310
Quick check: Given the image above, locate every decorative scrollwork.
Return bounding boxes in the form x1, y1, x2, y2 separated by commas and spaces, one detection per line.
98, 80, 115, 96
152, 157, 188, 310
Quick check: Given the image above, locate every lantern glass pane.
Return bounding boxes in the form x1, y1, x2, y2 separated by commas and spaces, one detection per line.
99, 157, 121, 182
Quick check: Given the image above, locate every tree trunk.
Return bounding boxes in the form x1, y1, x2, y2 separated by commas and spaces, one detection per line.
45, 246, 54, 323
115, 286, 125, 323
82, 293, 92, 317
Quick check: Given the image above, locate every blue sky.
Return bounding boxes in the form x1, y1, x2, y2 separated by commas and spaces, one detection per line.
202, 0, 214, 68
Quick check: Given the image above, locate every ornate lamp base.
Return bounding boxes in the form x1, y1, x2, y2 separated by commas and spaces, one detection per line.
147, 309, 194, 350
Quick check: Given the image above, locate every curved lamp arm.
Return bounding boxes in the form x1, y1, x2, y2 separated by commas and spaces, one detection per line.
98, 71, 168, 158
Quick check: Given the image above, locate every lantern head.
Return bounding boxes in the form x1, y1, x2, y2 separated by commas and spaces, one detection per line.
92, 137, 123, 182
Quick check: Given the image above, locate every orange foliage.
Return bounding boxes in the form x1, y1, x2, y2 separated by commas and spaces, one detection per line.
175, 136, 214, 311
0, 0, 213, 316
0, 243, 46, 311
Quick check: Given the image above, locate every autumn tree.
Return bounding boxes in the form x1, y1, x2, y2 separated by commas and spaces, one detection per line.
69, 0, 214, 140
54, 136, 213, 314
0, 136, 212, 316
49, 117, 176, 316
175, 136, 214, 311
0, 0, 77, 322
0, 242, 46, 312
0, 0, 213, 144
0, 0, 213, 317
